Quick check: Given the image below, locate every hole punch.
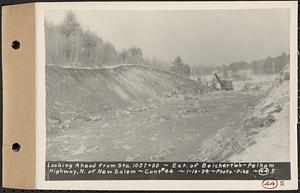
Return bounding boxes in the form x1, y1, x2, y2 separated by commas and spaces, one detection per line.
11, 40, 20, 49
12, 143, 21, 152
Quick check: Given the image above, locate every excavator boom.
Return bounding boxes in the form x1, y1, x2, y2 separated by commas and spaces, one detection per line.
214, 73, 233, 90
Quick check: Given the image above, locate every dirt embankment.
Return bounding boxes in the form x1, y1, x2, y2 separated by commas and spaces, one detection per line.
46, 65, 206, 134
46, 64, 290, 162
229, 66, 290, 161
187, 66, 290, 162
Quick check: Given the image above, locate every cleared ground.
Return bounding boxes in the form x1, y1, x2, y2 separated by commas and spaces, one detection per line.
46, 64, 289, 162
47, 91, 259, 161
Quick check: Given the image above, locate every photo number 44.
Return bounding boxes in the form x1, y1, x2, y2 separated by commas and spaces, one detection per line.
262, 179, 285, 189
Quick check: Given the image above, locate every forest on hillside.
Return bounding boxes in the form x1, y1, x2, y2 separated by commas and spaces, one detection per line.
45, 11, 193, 77
45, 11, 289, 79
45, 11, 146, 67
192, 52, 290, 76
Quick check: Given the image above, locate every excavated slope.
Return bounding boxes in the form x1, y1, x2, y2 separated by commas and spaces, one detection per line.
46, 65, 204, 120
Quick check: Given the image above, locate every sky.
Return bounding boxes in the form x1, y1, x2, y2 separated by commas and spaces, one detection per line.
45, 9, 290, 66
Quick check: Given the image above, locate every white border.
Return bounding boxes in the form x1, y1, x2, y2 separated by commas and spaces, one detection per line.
36, 1, 298, 190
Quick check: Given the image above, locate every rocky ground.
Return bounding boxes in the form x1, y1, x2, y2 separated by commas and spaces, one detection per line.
46, 65, 290, 162
229, 67, 290, 161
46, 91, 259, 161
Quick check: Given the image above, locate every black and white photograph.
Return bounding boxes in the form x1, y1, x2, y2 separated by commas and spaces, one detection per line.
39, 2, 297, 186
45, 8, 290, 161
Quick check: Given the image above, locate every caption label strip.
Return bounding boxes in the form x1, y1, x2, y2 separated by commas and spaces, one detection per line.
46, 161, 290, 180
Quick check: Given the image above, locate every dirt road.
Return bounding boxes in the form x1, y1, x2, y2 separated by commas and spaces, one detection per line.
47, 91, 259, 161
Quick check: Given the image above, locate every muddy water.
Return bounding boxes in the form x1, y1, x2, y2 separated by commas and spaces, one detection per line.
47, 91, 259, 161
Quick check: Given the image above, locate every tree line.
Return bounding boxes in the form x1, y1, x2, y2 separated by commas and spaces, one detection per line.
45, 11, 145, 67
170, 55, 191, 77
192, 52, 290, 76
46, 11, 286, 78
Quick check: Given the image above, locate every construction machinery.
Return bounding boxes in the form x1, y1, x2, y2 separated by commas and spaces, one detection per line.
214, 73, 234, 91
